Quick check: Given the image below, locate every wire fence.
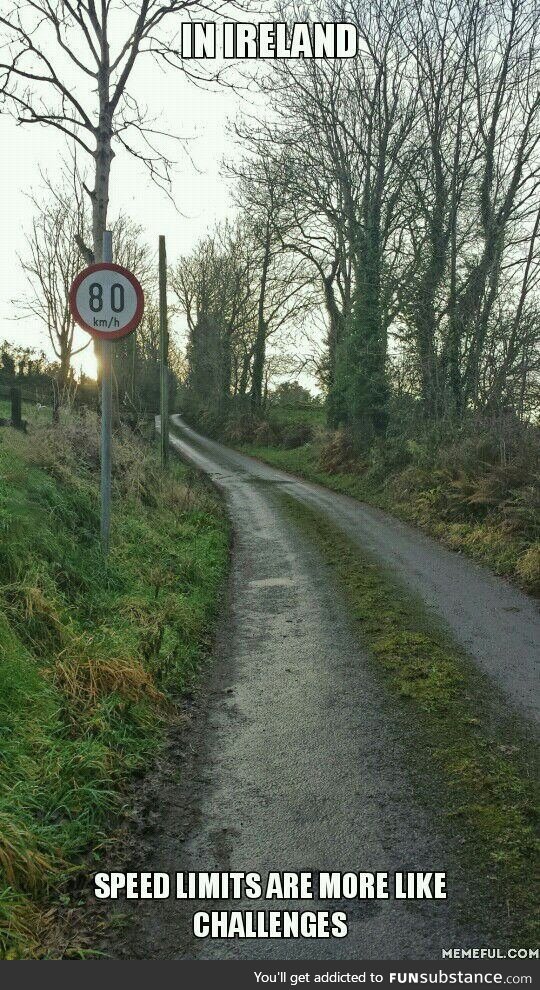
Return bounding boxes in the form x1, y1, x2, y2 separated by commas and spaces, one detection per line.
0, 376, 99, 428
0, 382, 52, 407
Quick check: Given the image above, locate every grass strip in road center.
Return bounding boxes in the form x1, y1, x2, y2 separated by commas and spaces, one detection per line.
281, 494, 539, 944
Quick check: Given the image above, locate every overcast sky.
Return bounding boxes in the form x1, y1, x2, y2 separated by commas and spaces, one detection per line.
0, 57, 245, 378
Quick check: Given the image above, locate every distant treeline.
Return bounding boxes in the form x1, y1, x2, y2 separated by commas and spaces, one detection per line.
0, 340, 178, 425
0, 343, 91, 410
13, 181, 184, 425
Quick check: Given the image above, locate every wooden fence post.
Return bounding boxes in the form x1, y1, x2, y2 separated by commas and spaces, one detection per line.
10, 386, 22, 429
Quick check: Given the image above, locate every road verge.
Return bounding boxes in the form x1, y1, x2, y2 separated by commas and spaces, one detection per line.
0, 413, 229, 957
281, 494, 539, 945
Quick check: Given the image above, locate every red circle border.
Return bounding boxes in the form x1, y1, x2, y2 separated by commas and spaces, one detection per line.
69, 262, 145, 340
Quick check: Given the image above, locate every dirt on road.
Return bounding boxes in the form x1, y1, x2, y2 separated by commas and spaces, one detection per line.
112, 417, 539, 960
168, 418, 539, 730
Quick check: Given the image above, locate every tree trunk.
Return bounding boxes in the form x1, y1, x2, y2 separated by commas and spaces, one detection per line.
238, 350, 252, 399
345, 224, 387, 441
250, 320, 267, 412
323, 264, 346, 429
220, 331, 233, 415
251, 225, 271, 410
413, 185, 449, 419
92, 47, 113, 382
93, 42, 113, 261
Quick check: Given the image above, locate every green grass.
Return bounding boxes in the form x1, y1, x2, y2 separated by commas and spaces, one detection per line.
282, 494, 539, 943
239, 437, 539, 595
240, 439, 387, 506
266, 402, 326, 431
0, 417, 229, 957
242, 441, 364, 492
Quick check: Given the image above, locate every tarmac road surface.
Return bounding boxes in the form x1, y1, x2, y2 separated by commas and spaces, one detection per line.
127, 416, 538, 960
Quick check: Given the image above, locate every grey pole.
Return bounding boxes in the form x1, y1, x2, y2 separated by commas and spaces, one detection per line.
101, 230, 113, 551
159, 235, 169, 469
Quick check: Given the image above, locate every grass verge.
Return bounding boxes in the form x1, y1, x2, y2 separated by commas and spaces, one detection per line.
0, 414, 229, 957
282, 494, 539, 942
240, 440, 539, 595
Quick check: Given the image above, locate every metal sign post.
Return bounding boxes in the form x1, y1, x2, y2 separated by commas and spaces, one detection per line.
69, 234, 145, 553
159, 235, 169, 470
101, 231, 113, 551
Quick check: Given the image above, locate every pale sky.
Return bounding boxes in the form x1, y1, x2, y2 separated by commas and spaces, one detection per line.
0, 56, 245, 378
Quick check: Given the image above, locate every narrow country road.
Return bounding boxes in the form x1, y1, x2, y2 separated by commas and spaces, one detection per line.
128, 416, 539, 960
169, 417, 539, 728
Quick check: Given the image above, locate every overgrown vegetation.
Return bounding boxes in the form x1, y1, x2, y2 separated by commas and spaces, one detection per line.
0, 412, 228, 957
0, 342, 98, 418
283, 495, 539, 942
236, 400, 539, 595
175, 2, 539, 594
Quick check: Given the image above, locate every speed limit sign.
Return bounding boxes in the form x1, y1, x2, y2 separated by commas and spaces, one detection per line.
69, 263, 144, 340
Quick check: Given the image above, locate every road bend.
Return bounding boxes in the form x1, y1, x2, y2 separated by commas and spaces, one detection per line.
131, 416, 538, 960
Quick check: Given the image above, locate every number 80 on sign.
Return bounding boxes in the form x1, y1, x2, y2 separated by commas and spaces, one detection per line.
69, 263, 145, 340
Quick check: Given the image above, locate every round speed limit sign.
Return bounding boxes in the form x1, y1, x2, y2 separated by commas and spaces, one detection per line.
69, 263, 144, 340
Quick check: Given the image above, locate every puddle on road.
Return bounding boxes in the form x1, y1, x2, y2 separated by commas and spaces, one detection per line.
248, 577, 295, 589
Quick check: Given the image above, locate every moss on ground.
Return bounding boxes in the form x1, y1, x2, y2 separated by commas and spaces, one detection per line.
0, 416, 229, 957
282, 494, 539, 944
239, 442, 539, 595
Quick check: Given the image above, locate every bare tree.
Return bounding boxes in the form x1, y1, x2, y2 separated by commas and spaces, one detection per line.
17, 177, 91, 411
0, 1, 255, 263
226, 153, 315, 409
229, 0, 540, 430
236, 0, 418, 438
398, 0, 540, 417
172, 212, 311, 416
172, 223, 256, 414
17, 175, 155, 414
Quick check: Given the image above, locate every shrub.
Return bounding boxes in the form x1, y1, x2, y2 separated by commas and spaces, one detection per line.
251, 419, 280, 446
515, 545, 540, 589
319, 429, 365, 474
279, 422, 313, 449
